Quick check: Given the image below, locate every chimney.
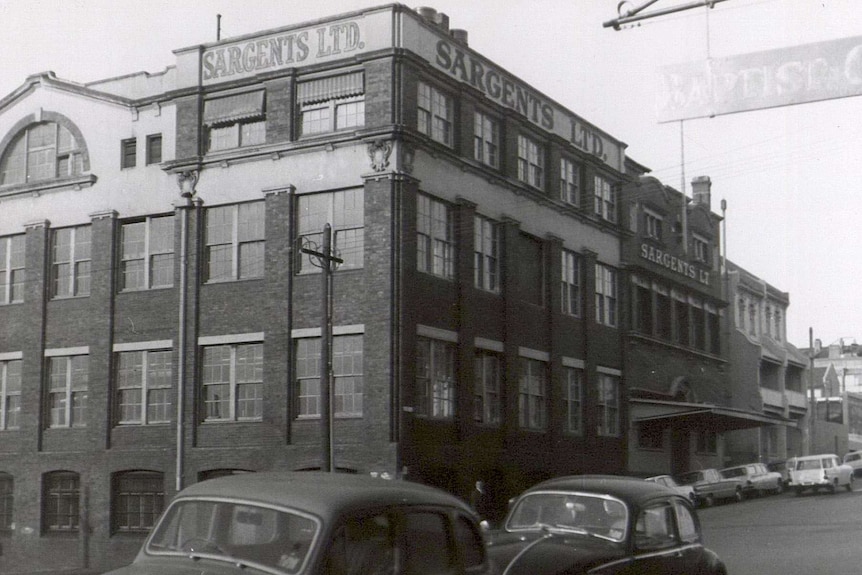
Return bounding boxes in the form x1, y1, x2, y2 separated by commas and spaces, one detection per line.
815, 339, 822, 354
416, 6, 437, 23
451, 28, 469, 46
434, 12, 450, 32
691, 176, 711, 209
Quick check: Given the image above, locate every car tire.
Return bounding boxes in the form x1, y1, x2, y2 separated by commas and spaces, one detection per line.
774, 482, 784, 495
828, 482, 837, 494
847, 476, 854, 492
734, 488, 744, 502
702, 494, 715, 508
794, 487, 803, 496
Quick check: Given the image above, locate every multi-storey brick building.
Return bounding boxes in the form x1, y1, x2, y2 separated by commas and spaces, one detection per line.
0, 5, 634, 571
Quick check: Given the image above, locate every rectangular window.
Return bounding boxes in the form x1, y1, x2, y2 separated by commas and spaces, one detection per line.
204, 202, 265, 282
298, 72, 365, 135
564, 367, 583, 435
116, 350, 172, 425
0, 234, 25, 304
474, 215, 500, 293
474, 351, 500, 426
595, 263, 618, 327
120, 216, 174, 290
696, 430, 717, 454
51, 225, 91, 298
596, 372, 620, 437
1, 359, 22, 430
560, 158, 580, 205
521, 234, 544, 307
0, 474, 11, 531
113, 471, 164, 533
204, 91, 266, 152
416, 337, 455, 419
675, 296, 690, 346
693, 234, 709, 263
517, 134, 544, 189
202, 342, 263, 422
561, 250, 581, 317
418, 82, 453, 147
295, 334, 363, 418
47, 355, 88, 428
297, 189, 364, 272
519, 357, 547, 431
417, 194, 454, 279
645, 210, 663, 240
473, 111, 500, 168
635, 283, 653, 334
145, 134, 162, 165
121, 138, 136, 169
594, 176, 616, 223
44, 472, 79, 532
656, 291, 672, 340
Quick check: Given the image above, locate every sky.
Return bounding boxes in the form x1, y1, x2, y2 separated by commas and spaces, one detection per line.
0, 0, 859, 349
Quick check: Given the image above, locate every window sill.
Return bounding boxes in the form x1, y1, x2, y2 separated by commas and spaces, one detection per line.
118, 285, 175, 294
0, 174, 97, 198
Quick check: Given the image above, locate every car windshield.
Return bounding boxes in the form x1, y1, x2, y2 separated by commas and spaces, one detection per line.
720, 468, 746, 478
506, 492, 628, 542
796, 460, 823, 470
147, 498, 319, 574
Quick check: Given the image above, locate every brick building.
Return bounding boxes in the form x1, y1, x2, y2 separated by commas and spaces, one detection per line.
0, 5, 634, 571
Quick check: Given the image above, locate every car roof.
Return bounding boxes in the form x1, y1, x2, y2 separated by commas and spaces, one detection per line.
172, 472, 475, 519
523, 475, 678, 506
796, 453, 838, 460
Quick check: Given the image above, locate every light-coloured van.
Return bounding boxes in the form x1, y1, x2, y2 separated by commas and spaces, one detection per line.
789, 454, 854, 495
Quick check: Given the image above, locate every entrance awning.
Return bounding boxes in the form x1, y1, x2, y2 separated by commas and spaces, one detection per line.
633, 400, 794, 432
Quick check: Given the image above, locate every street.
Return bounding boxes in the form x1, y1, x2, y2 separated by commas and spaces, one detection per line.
699, 486, 862, 574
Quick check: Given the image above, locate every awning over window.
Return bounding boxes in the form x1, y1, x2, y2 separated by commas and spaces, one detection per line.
204, 91, 265, 126
633, 399, 794, 432
297, 71, 364, 105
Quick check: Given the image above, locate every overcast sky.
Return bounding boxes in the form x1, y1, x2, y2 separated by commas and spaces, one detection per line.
1, 0, 859, 348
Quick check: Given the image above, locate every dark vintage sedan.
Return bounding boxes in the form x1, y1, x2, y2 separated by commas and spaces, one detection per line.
487, 475, 727, 575
103, 471, 493, 575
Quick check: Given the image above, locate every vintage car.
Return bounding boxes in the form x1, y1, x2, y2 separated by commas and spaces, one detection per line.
843, 451, 862, 477
718, 462, 784, 497
103, 471, 493, 575
644, 474, 697, 504
487, 475, 727, 575
677, 468, 745, 507
789, 453, 854, 495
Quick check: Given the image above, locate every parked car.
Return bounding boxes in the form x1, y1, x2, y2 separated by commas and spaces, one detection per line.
486, 475, 727, 575
789, 453, 854, 495
103, 471, 493, 575
718, 462, 784, 497
843, 451, 862, 477
644, 474, 698, 504
677, 468, 745, 507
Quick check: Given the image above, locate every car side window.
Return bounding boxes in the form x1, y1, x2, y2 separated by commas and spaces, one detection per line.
634, 504, 676, 551
402, 511, 454, 575
672, 500, 699, 544
324, 513, 394, 575
453, 514, 485, 570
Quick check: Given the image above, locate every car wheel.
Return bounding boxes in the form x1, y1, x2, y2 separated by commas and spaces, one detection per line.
847, 475, 854, 492
734, 488, 744, 502
774, 482, 784, 495
794, 487, 803, 496
828, 482, 837, 494
702, 494, 714, 507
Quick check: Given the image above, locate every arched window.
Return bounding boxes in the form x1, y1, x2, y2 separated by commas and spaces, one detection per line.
0, 122, 84, 185
43, 470, 80, 532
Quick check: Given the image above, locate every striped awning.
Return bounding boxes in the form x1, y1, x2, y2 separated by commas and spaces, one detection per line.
297, 71, 364, 105
204, 91, 265, 125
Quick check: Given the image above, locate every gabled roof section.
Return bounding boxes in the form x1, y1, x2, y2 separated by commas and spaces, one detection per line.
0, 71, 135, 114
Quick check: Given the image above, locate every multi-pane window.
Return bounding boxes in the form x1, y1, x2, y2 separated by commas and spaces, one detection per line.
645, 210, 663, 240
596, 372, 620, 436
204, 202, 265, 282
47, 355, 88, 428
474, 351, 500, 426
417, 194, 454, 279
112, 471, 164, 533
146, 134, 162, 165
0, 235, 25, 304
417, 82, 453, 147
202, 343, 263, 422
205, 91, 266, 152
1, 359, 21, 430
561, 250, 582, 316
0, 473, 11, 531
595, 263, 618, 327
121, 138, 137, 169
474, 215, 500, 293
209, 121, 265, 151
298, 72, 365, 135
564, 367, 583, 435
474, 111, 499, 168
519, 357, 547, 431
120, 216, 175, 290
295, 334, 363, 418
116, 350, 172, 425
517, 134, 544, 189
51, 225, 91, 298
297, 189, 364, 272
0, 122, 84, 185
416, 337, 455, 419
693, 234, 709, 262
594, 176, 616, 223
560, 158, 579, 205
43, 471, 79, 532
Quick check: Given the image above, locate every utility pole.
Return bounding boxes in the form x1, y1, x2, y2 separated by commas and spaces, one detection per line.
809, 327, 816, 455
301, 224, 342, 472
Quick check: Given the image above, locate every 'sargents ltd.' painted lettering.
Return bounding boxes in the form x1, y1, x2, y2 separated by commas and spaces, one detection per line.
203, 21, 364, 81
640, 243, 711, 286
435, 39, 554, 130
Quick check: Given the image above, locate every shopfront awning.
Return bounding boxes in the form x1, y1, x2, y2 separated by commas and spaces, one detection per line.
633, 400, 794, 432
297, 71, 365, 105
204, 91, 265, 125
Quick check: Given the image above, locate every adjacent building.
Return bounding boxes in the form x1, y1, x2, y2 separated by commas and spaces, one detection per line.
0, 5, 635, 571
